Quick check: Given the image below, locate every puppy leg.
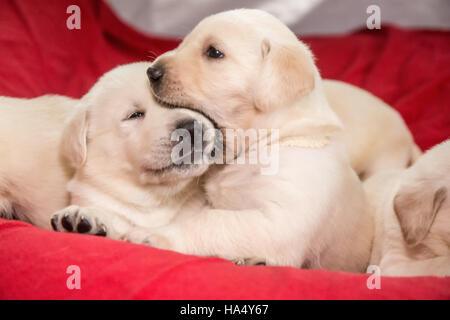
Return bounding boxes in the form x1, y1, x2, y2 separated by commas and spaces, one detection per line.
121, 226, 159, 246
363, 145, 419, 180
122, 226, 267, 265
381, 256, 450, 277
51, 205, 136, 240
124, 208, 309, 267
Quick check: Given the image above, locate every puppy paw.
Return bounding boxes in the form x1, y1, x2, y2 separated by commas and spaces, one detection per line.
232, 257, 266, 266
120, 230, 154, 246
51, 205, 107, 236
120, 228, 172, 249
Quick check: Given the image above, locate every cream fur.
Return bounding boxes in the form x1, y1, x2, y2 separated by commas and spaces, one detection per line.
49, 11, 375, 272
366, 140, 450, 277
0, 95, 77, 229
122, 9, 375, 271
51, 62, 217, 239
150, 9, 420, 180
0, 10, 424, 274
324, 80, 421, 179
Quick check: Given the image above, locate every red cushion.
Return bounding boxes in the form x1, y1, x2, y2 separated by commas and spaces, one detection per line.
1, 219, 449, 299
0, 0, 449, 299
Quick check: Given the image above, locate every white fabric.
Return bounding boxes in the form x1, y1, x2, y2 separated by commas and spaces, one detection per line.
106, 0, 450, 37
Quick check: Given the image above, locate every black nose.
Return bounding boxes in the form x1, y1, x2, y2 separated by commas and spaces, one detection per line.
175, 119, 198, 149
147, 66, 164, 83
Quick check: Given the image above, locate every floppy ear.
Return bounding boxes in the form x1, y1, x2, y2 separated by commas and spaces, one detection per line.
254, 38, 315, 112
254, 39, 342, 137
61, 106, 89, 168
394, 184, 447, 246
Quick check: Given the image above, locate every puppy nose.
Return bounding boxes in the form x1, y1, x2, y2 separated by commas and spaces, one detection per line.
175, 119, 198, 148
147, 66, 164, 83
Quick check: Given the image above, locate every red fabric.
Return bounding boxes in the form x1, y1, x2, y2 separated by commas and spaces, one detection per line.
0, 0, 449, 299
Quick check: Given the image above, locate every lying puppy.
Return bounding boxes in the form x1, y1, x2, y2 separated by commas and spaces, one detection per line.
0, 95, 77, 229
0, 62, 215, 233
120, 9, 376, 271
367, 140, 450, 277
51, 62, 217, 238
148, 9, 420, 180
324, 80, 421, 179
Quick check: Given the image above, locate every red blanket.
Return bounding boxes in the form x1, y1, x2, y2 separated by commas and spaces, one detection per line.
0, 0, 449, 299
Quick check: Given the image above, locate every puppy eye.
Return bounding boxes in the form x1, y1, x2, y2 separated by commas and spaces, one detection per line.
126, 111, 145, 120
205, 46, 224, 59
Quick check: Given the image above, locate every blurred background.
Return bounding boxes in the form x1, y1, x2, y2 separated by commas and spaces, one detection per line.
106, 0, 450, 37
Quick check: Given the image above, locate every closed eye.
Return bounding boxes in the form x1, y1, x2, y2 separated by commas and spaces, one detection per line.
125, 111, 145, 120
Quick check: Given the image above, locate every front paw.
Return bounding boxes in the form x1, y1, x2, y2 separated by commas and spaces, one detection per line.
121, 229, 154, 246
121, 228, 171, 249
232, 257, 266, 266
51, 205, 107, 236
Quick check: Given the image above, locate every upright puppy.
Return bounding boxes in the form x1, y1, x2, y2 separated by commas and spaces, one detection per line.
148, 9, 420, 180
367, 140, 450, 277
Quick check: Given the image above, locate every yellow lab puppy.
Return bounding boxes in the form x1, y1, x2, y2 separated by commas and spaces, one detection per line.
0, 95, 76, 229
148, 9, 420, 180
1, 63, 216, 232
367, 140, 450, 277
51, 62, 217, 238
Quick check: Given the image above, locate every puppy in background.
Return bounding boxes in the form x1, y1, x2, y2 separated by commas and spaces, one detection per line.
367, 140, 450, 277
0, 95, 77, 229
324, 80, 421, 179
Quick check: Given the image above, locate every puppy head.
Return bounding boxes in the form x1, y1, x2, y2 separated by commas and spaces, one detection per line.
148, 9, 340, 135
394, 140, 450, 251
61, 62, 216, 185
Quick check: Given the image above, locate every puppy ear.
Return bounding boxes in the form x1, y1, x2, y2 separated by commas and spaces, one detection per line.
261, 38, 271, 58
254, 39, 342, 137
394, 184, 447, 246
61, 106, 89, 168
254, 39, 315, 112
